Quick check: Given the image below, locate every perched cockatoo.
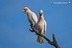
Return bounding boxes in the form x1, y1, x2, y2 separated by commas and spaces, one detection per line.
35, 10, 47, 43
24, 7, 38, 31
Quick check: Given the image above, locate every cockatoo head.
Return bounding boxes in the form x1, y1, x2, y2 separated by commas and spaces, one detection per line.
24, 7, 30, 13
39, 10, 43, 16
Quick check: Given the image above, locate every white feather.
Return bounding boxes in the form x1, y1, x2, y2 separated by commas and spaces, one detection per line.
24, 7, 38, 27
35, 10, 47, 43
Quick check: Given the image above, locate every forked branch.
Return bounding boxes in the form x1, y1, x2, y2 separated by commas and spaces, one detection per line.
29, 26, 60, 48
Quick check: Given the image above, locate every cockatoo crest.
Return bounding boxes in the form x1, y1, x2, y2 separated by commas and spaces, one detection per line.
39, 10, 43, 16
40, 10, 43, 14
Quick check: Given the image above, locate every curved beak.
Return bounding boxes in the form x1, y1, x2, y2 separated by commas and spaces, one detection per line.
24, 8, 27, 12
39, 13, 42, 16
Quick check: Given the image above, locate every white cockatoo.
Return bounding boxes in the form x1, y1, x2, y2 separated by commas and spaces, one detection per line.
24, 7, 38, 30
35, 10, 47, 43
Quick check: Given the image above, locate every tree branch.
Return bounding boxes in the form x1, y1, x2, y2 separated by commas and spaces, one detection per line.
29, 26, 60, 48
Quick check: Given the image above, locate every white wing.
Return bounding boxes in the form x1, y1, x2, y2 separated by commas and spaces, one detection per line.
44, 20, 47, 33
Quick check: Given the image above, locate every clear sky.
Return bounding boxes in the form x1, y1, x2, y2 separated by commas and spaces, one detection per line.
0, 0, 72, 48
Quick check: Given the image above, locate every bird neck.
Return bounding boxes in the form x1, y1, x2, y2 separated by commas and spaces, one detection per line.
26, 9, 32, 14
38, 15, 44, 22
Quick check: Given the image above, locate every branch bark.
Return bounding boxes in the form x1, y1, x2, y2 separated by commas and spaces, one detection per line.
29, 26, 60, 48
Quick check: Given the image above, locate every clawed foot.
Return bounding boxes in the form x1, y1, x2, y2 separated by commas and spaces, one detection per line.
29, 29, 35, 32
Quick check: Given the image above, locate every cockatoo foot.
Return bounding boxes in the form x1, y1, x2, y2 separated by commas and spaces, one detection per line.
29, 29, 34, 32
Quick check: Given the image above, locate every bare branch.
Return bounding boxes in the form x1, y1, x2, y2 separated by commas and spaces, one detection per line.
52, 34, 60, 48
30, 26, 60, 48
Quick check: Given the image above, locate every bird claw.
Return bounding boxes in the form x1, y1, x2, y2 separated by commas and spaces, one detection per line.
29, 29, 34, 32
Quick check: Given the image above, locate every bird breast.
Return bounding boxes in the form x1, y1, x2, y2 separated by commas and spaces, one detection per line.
37, 21, 44, 30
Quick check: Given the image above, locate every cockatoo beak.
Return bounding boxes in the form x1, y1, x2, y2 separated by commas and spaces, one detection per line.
39, 13, 42, 16
24, 8, 26, 12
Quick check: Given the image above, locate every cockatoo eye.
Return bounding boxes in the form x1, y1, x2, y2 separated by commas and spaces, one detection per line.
24, 8, 27, 12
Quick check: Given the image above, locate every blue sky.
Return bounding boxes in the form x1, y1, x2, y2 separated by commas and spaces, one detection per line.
0, 0, 72, 48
